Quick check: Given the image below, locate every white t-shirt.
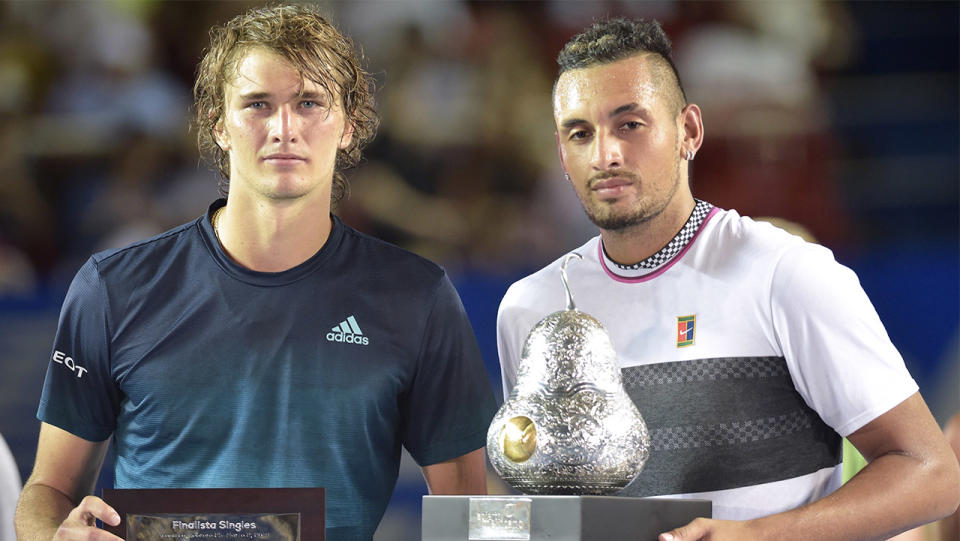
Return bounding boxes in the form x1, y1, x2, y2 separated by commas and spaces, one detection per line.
0, 433, 21, 541
496, 205, 917, 520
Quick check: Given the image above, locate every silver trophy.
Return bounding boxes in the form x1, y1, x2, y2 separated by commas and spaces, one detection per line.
487, 253, 650, 495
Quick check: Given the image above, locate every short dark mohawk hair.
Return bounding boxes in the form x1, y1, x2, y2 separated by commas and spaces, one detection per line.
557, 17, 687, 105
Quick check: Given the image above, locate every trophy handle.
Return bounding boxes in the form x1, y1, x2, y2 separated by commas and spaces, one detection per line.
560, 252, 583, 311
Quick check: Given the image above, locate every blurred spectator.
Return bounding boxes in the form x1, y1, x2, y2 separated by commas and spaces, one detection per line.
673, 0, 854, 249
0, 21, 57, 283
337, 3, 564, 270
30, 1, 189, 139
0, 114, 54, 287
0, 241, 37, 296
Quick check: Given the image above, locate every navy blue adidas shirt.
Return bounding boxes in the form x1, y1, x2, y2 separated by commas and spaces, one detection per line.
39, 200, 497, 540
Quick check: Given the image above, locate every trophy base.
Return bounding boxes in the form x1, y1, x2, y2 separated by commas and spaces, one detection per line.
422, 495, 710, 541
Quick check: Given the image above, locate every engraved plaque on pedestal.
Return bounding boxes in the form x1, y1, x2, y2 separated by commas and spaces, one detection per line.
468, 497, 532, 540
423, 495, 711, 541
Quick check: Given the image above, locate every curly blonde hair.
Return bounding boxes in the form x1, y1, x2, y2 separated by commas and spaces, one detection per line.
193, 4, 379, 204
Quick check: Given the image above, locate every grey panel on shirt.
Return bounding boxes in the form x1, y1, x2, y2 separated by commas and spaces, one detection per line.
619, 356, 841, 496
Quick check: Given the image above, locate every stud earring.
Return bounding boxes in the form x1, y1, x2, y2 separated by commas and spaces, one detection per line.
685, 150, 695, 161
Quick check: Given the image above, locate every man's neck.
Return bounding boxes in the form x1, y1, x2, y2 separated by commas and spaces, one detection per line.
599, 194, 697, 266
215, 193, 333, 272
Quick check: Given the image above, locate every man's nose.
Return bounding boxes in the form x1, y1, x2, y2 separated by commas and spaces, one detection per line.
591, 130, 623, 170
270, 105, 298, 143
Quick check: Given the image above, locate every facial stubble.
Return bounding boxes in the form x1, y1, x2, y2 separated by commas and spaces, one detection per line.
576, 140, 683, 232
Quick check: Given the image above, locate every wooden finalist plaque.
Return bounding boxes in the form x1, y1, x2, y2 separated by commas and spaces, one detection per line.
102, 487, 324, 540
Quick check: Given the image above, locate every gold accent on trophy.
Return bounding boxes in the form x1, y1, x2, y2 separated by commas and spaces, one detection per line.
500, 416, 537, 463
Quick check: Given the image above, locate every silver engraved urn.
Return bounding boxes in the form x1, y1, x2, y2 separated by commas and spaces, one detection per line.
487, 253, 650, 495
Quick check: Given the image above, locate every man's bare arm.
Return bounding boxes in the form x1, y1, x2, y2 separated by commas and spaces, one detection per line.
15, 422, 121, 541
660, 392, 960, 541
421, 448, 488, 495
934, 412, 960, 541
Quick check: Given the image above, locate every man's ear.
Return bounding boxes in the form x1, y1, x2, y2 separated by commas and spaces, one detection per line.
338, 121, 355, 151
213, 115, 230, 152
680, 103, 704, 156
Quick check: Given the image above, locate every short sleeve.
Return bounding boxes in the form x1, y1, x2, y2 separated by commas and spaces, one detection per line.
37, 257, 120, 441
401, 273, 497, 466
771, 244, 918, 437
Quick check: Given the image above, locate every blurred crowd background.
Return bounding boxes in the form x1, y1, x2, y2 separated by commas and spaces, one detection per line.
0, 1, 956, 539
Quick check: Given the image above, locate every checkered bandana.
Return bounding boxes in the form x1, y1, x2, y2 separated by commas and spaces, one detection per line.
602, 199, 714, 276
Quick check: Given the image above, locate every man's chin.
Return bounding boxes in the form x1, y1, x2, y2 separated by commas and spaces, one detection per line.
583, 203, 653, 231
586, 212, 646, 231
262, 179, 322, 201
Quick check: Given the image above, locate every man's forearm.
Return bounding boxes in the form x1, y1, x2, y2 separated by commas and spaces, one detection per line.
422, 448, 488, 494
15, 482, 76, 540
751, 449, 960, 541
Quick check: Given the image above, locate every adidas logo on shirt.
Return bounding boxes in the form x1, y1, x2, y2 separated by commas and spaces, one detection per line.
326, 315, 369, 345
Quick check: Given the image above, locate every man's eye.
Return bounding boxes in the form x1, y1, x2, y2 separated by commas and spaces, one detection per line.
248, 101, 266, 109
301, 100, 317, 109
570, 130, 590, 140
623, 121, 642, 130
